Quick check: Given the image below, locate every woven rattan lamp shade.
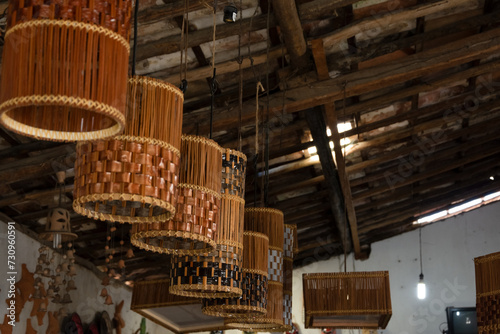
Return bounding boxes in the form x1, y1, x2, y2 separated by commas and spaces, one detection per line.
73, 77, 183, 223
225, 207, 284, 330
303, 271, 392, 329
475, 251, 500, 334
169, 149, 247, 298
202, 231, 269, 317
131, 135, 222, 255
0, 0, 131, 141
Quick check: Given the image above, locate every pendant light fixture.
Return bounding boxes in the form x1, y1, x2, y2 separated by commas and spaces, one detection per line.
0, 0, 132, 141
276, 224, 296, 332
202, 231, 269, 317
417, 228, 426, 300
130, 135, 222, 254
169, 149, 247, 298
73, 0, 183, 224
226, 208, 285, 330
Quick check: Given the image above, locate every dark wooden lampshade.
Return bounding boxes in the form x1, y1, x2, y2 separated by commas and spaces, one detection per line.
475, 251, 500, 334
303, 271, 392, 329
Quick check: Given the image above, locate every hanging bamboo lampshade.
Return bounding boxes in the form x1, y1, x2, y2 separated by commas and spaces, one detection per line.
303, 271, 392, 329
0, 0, 132, 141
131, 135, 222, 254
225, 207, 284, 330
131, 279, 227, 333
474, 251, 500, 334
169, 149, 247, 298
274, 224, 296, 332
202, 231, 269, 317
73, 77, 183, 223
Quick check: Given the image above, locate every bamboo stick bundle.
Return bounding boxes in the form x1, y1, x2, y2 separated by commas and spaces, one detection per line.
202, 231, 269, 317
74, 77, 183, 224
474, 251, 500, 334
303, 271, 392, 329
131, 135, 222, 255
0, 0, 132, 141
169, 149, 247, 298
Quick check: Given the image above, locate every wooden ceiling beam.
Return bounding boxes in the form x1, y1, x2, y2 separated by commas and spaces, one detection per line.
311, 0, 471, 48
190, 26, 500, 133
353, 139, 500, 202
356, 159, 500, 227
305, 107, 353, 254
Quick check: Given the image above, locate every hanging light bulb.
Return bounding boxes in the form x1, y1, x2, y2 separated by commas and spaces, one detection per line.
417, 228, 426, 300
417, 273, 426, 300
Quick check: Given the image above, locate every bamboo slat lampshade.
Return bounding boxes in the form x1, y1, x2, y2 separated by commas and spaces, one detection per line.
274, 224, 296, 332
169, 149, 247, 298
225, 208, 284, 330
303, 271, 392, 329
474, 251, 500, 334
131, 135, 222, 255
73, 77, 183, 223
131, 279, 227, 333
0, 0, 132, 141
202, 231, 269, 317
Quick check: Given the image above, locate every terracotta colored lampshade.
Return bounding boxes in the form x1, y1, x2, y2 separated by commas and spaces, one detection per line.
203, 231, 269, 317
474, 251, 500, 334
39, 208, 77, 248
225, 208, 284, 330
131, 135, 222, 255
169, 149, 247, 298
303, 271, 392, 329
73, 77, 183, 224
0, 0, 132, 141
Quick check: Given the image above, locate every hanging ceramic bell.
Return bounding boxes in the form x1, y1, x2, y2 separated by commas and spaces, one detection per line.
66, 280, 77, 291
66, 250, 75, 260
126, 248, 135, 258
32, 287, 42, 299
55, 265, 62, 273
52, 294, 62, 304
61, 262, 70, 273
38, 254, 47, 264
118, 259, 125, 269
38, 302, 47, 312
104, 295, 113, 305
35, 265, 44, 275
61, 293, 72, 304
39, 208, 77, 249
67, 265, 77, 277
34, 277, 43, 287
101, 276, 110, 286
46, 288, 55, 298
42, 268, 51, 277
53, 275, 63, 286
100, 288, 108, 297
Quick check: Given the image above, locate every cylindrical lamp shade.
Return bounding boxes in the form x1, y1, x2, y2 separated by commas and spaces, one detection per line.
131, 135, 222, 254
277, 224, 295, 332
73, 77, 183, 223
0, 0, 132, 141
169, 148, 247, 298
169, 195, 244, 298
221, 149, 246, 197
203, 231, 269, 317
226, 208, 284, 330
475, 251, 500, 334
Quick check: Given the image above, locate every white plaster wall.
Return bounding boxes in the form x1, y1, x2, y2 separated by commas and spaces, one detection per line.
291, 201, 500, 334
0, 221, 170, 334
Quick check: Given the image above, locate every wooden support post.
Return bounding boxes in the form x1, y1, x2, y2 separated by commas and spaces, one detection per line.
305, 107, 353, 254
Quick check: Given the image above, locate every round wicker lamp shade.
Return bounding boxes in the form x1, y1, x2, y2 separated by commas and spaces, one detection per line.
0, 0, 132, 141
169, 149, 247, 298
202, 231, 269, 317
73, 77, 183, 224
225, 207, 284, 330
131, 135, 222, 255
